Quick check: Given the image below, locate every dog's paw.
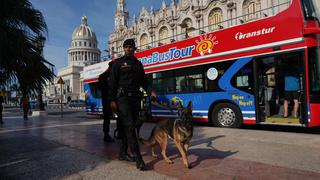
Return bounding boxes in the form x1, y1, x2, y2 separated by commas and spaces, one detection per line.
152, 154, 158, 158
165, 160, 174, 164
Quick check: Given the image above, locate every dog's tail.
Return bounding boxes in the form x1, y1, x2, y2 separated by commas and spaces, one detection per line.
139, 128, 157, 146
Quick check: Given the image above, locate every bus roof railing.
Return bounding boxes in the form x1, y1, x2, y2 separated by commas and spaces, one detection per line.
111, 0, 291, 57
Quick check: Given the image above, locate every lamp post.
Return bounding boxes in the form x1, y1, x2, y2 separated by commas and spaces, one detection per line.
57, 77, 65, 118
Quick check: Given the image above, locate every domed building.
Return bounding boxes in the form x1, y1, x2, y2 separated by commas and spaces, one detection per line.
44, 16, 101, 102
68, 16, 101, 66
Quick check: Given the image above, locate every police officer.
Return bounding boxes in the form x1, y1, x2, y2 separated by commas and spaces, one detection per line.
109, 39, 149, 170
98, 61, 115, 142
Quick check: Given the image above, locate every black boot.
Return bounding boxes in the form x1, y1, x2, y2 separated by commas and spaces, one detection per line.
118, 153, 135, 162
104, 134, 114, 142
136, 158, 146, 171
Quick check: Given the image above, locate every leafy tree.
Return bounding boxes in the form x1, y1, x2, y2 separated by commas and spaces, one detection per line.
0, 0, 54, 94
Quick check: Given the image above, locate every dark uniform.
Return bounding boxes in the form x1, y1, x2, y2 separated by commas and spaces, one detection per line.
0, 96, 4, 124
109, 39, 149, 170
98, 61, 115, 142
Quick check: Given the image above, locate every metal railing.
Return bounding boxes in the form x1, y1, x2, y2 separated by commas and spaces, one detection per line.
111, 1, 291, 57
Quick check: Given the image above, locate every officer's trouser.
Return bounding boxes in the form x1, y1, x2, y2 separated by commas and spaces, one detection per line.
102, 97, 111, 134
117, 96, 143, 161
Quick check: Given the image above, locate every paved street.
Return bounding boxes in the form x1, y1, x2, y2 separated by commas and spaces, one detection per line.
1, 108, 320, 180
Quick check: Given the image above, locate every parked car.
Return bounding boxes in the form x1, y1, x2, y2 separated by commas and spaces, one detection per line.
68, 99, 85, 107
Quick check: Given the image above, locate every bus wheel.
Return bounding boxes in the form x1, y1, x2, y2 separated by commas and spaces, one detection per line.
212, 103, 242, 128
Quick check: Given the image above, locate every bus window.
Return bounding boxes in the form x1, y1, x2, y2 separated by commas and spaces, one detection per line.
313, 0, 320, 20
89, 82, 101, 98
205, 61, 234, 92
309, 47, 320, 99
231, 60, 254, 93
187, 74, 203, 92
302, 0, 320, 21
175, 67, 203, 93
152, 71, 175, 94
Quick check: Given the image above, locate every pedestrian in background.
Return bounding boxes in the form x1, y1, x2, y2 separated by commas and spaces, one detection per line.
109, 39, 150, 171
98, 61, 115, 143
0, 95, 4, 124
20, 94, 29, 120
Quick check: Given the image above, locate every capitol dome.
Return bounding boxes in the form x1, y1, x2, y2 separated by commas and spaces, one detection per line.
68, 16, 101, 67
72, 16, 97, 40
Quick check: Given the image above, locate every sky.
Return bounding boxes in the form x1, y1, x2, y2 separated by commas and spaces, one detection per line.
30, 0, 173, 73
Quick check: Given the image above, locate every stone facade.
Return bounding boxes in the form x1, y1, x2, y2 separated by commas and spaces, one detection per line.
108, 0, 290, 58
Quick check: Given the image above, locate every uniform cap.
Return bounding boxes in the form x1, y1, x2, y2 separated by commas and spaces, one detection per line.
123, 39, 136, 47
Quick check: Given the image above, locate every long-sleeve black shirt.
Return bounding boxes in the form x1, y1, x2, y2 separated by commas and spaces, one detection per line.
108, 55, 149, 101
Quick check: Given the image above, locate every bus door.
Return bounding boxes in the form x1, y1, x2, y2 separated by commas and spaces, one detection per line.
254, 57, 278, 123
254, 52, 306, 124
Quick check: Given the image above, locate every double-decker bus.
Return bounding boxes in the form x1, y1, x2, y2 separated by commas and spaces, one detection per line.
134, 0, 320, 127
83, 60, 110, 115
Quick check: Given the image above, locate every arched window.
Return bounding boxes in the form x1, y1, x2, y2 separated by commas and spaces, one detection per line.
159, 26, 169, 45
140, 33, 148, 50
208, 8, 223, 31
181, 18, 196, 38
243, 0, 261, 22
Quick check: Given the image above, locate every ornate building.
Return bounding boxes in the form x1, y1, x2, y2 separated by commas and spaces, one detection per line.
68, 16, 101, 66
44, 16, 101, 102
108, 0, 290, 58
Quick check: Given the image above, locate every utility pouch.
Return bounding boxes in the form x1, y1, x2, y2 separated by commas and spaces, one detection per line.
127, 91, 143, 99
116, 87, 126, 98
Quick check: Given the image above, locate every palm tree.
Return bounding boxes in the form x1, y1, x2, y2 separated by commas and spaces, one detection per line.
0, 0, 54, 94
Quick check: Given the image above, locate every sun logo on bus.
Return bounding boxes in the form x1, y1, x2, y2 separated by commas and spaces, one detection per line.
195, 35, 218, 56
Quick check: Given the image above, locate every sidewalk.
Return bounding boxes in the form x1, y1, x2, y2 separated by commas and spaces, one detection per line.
0, 111, 174, 180
1, 110, 320, 180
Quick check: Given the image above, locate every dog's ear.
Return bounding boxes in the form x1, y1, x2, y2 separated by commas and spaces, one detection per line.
177, 101, 183, 108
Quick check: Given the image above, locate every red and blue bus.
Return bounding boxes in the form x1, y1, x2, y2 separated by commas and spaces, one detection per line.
83, 60, 110, 115
134, 0, 320, 127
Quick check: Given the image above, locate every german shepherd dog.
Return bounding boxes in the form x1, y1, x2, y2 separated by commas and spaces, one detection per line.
140, 101, 193, 168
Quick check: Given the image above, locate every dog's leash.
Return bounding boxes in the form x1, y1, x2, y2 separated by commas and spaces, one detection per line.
152, 98, 176, 114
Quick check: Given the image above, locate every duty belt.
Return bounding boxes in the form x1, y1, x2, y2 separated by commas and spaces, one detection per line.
117, 87, 142, 98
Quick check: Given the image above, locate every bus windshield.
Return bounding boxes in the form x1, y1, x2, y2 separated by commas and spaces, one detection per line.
309, 47, 320, 93
89, 82, 101, 98
302, 0, 320, 21
312, 0, 320, 21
